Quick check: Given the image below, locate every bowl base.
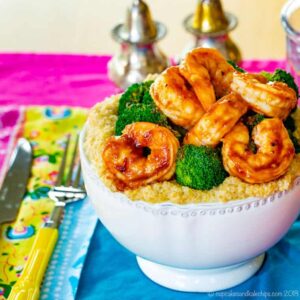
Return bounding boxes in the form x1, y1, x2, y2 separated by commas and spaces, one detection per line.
136, 254, 265, 292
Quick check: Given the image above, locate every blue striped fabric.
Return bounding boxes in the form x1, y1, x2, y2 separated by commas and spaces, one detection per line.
40, 199, 97, 300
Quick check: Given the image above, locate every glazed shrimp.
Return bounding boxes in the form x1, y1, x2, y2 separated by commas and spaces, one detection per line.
184, 93, 248, 147
222, 119, 295, 184
180, 48, 234, 111
231, 72, 297, 119
150, 66, 205, 129
102, 122, 179, 190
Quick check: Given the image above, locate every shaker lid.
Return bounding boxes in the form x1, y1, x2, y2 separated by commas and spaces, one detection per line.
184, 0, 238, 37
112, 0, 167, 44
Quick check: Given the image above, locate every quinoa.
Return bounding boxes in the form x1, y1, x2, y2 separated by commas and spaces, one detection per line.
84, 95, 300, 204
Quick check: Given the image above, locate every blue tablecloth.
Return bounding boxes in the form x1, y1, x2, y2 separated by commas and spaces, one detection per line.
76, 216, 300, 300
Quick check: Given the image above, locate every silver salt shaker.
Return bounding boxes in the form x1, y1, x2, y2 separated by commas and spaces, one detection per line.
108, 0, 169, 89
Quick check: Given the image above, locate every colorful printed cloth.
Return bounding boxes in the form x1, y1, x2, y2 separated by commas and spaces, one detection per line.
0, 53, 119, 300
0, 105, 96, 299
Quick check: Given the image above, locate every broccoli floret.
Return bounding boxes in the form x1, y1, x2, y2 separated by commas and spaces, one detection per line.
227, 60, 245, 73
284, 114, 300, 153
140, 89, 154, 106
115, 81, 169, 135
260, 69, 299, 97
115, 102, 168, 136
284, 114, 296, 133
118, 81, 154, 114
288, 131, 300, 154
175, 145, 228, 190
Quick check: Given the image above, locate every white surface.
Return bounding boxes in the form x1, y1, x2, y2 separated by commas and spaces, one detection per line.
79, 126, 300, 291
137, 254, 265, 292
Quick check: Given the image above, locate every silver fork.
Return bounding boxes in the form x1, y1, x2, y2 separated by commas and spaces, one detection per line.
8, 134, 86, 300
46, 134, 86, 228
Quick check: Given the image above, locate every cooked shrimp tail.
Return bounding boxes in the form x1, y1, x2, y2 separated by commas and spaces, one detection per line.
102, 122, 179, 190
184, 93, 248, 147
222, 118, 295, 183
150, 66, 205, 129
231, 72, 297, 119
180, 48, 234, 111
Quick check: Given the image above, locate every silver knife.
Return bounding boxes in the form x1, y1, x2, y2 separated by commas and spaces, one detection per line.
0, 138, 32, 224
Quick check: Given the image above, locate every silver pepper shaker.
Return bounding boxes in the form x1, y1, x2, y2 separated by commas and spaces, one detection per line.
108, 0, 169, 89
180, 0, 241, 63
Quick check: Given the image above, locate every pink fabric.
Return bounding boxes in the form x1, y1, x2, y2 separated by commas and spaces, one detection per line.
0, 54, 121, 108
0, 106, 23, 178
241, 60, 286, 73
0, 53, 286, 108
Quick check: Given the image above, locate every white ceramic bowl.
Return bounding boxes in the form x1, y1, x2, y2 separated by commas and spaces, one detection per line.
79, 127, 300, 292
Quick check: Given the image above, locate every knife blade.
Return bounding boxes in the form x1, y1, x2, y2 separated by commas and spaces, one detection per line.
0, 138, 32, 224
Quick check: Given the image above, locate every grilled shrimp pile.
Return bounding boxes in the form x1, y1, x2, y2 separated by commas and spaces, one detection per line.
103, 47, 298, 190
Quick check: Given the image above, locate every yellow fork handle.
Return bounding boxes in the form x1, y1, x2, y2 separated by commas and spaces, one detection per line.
8, 227, 58, 300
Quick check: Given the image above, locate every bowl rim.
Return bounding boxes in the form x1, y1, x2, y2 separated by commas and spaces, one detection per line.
79, 123, 300, 214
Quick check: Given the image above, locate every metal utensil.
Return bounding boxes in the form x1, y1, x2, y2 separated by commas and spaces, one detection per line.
8, 134, 86, 300
0, 138, 32, 224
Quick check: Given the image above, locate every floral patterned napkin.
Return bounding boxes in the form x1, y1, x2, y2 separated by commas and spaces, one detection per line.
0, 106, 97, 300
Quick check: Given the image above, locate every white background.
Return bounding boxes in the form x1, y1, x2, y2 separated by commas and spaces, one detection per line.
0, 0, 287, 59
